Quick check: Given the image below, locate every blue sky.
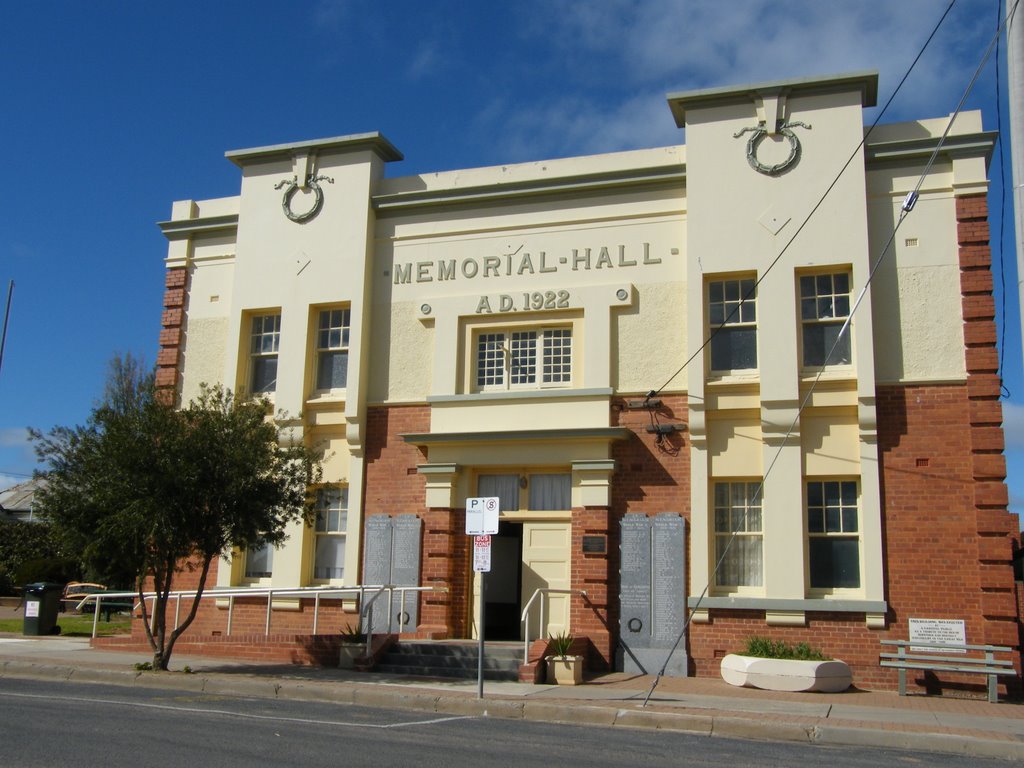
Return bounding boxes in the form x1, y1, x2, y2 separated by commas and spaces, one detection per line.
1, 0, 1021, 525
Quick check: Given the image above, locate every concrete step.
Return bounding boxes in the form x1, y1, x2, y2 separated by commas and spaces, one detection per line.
375, 641, 522, 681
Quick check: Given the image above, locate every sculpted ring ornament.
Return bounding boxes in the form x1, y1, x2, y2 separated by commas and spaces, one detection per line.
274, 174, 335, 223
733, 121, 811, 176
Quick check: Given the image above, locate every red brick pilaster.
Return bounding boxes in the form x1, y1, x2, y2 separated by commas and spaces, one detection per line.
956, 193, 1020, 651
571, 506, 613, 670
155, 267, 188, 404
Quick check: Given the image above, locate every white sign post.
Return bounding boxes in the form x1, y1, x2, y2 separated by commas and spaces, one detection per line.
466, 496, 499, 698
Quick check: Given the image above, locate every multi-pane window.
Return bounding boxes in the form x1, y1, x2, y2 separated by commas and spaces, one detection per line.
244, 543, 274, 579
315, 308, 350, 391
807, 480, 860, 589
708, 279, 757, 372
475, 327, 572, 390
713, 481, 763, 588
313, 487, 348, 580
800, 272, 851, 367
250, 314, 281, 394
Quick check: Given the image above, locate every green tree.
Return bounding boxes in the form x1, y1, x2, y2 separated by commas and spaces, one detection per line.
0, 518, 75, 595
30, 355, 321, 670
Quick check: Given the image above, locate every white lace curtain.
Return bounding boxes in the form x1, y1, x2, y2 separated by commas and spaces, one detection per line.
476, 472, 571, 511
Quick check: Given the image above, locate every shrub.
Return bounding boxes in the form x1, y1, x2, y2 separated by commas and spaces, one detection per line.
340, 622, 365, 643
742, 636, 828, 661
548, 631, 575, 657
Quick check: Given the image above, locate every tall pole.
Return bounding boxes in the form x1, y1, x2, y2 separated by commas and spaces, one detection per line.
1008, 0, 1024, 362
0, 280, 13, 378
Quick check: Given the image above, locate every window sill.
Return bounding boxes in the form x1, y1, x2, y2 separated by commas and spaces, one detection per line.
705, 374, 760, 387
306, 391, 347, 406
688, 596, 886, 614
798, 368, 856, 383
428, 387, 613, 404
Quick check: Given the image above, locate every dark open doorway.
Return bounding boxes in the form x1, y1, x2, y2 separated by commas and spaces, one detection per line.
483, 521, 523, 640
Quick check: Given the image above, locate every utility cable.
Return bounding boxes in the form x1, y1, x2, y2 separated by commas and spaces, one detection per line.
994, 0, 1010, 391
643, 0, 1013, 706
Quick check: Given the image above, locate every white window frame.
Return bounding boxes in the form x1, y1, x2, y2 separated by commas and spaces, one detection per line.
712, 480, 763, 591
313, 307, 351, 394
312, 486, 348, 583
806, 478, 861, 592
473, 326, 573, 392
799, 271, 853, 370
707, 277, 757, 375
242, 542, 274, 584
249, 313, 281, 395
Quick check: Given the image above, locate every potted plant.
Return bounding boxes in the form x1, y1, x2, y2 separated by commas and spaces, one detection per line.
545, 631, 583, 685
720, 636, 851, 693
338, 622, 366, 669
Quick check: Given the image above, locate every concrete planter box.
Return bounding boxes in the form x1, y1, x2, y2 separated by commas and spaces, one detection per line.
546, 655, 583, 685
339, 643, 365, 670
720, 653, 852, 693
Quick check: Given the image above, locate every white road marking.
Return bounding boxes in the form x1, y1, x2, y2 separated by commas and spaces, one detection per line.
0, 690, 475, 729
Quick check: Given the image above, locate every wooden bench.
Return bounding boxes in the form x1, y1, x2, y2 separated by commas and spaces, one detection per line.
63, 582, 135, 622
880, 639, 1016, 703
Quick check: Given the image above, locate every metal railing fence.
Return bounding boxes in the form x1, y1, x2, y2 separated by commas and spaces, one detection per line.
519, 587, 586, 664
75, 584, 447, 641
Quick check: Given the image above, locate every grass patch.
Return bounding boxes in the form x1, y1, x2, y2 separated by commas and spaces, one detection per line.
0, 613, 133, 637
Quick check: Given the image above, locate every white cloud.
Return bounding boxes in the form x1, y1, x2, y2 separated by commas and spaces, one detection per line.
407, 40, 443, 80
312, 0, 354, 30
490, 0, 998, 162
0, 473, 26, 492
0, 427, 30, 450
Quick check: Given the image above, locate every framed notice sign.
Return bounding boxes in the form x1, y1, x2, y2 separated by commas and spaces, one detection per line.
909, 618, 966, 653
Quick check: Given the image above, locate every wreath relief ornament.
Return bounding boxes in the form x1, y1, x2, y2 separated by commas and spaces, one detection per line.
733, 120, 811, 176
274, 173, 335, 223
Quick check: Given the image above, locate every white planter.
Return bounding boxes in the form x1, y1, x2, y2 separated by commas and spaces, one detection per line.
720, 653, 852, 693
339, 643, 364, 669
546, 655, 583, 685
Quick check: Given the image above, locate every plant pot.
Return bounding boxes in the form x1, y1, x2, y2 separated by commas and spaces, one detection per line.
546, 655, 583, 685
339, 642, 364, 669
720, 653, 852, 693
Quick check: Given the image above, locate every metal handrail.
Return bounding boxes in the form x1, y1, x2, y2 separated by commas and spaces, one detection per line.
520, 587, 586, 664
75, 584, 447, 640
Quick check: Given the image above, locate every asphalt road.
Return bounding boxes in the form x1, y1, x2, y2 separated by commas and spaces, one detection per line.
0, 679, 1007, 768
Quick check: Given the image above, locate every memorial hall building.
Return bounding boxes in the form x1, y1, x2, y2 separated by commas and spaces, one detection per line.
153, 71, 1022, 691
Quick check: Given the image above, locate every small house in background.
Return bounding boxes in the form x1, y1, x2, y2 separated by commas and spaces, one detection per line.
0, 479, 45, 523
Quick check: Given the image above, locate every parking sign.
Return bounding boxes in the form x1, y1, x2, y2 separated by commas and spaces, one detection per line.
465, 496, 500, 535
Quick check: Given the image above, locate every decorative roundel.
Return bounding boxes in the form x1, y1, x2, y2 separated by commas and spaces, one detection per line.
274, 174, 335, 223
420, 303, 432, 315
627, 617, 643, 633
616, 288, 629, 301
733, 121, 811, 176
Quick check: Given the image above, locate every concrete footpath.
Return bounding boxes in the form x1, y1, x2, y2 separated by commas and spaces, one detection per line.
0, 629, 1021, 761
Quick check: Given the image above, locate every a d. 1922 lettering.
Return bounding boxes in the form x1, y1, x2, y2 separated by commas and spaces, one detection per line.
475, 290, 570, 314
